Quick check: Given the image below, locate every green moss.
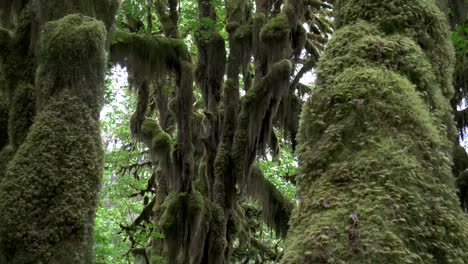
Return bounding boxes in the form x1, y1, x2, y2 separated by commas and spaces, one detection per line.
233, 25, 252, 41
8, 83, 35, 149
36, 14, 107, 114
226, 22, 240, 33
160, 191, 208, 262
0, 92, 103, 263
338, 0, 455, 99
141, 118, 172, 153
315, 20, 454, 138
232, 59, 292, 185
283, 67, 468, 263
111, 30, 191, 83
259, 13, 289, 43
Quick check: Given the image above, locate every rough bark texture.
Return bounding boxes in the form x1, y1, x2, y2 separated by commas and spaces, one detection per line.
0, 1, 118, 263
283, 0, 468, 263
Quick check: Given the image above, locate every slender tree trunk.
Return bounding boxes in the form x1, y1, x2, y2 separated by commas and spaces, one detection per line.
0, 1, 119, 263
283, 0, 468, 263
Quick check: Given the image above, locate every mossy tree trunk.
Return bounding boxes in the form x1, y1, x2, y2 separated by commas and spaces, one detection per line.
283, 0, 468, 263
110, 0, 331, 263
0, 1, 119, 263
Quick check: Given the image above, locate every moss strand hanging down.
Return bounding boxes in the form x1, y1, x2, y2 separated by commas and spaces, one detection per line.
283, 0, 468, 263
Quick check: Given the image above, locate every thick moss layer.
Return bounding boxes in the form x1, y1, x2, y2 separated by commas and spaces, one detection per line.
337, 0, 455, 100
35, 14, 107, 114
0, 10, 113, 263
283, 0, 468, 262
316, 21, 454, 139
141, 119, 172, 150
283, 67, 468, 263
159, 191, 226, 264
0, 93, 103, 264
111, 30, 191, 82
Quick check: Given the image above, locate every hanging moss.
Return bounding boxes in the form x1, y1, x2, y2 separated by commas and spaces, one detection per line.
159, 191, 227, 264
259, 13, 288, 40
8, 83, 34, 149
0, 92, 103, 263
111, 30, 191, 82
35, 14, 107, 115
232, 59, 292, 185
246, 165, 293, 238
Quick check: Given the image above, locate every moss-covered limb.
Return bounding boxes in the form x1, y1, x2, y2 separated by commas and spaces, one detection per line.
232, 59, 292, 186
8, 83, 34, 150
111, 30, 190, 82
0, 92, 103, 264
283, 66, 468, 263
194, 0, 226, 202
35, 14, 107, 116
245, 165, 293, 238
139, 118, 175, 193
172, 61, 195, 193
159, 191, 225, 264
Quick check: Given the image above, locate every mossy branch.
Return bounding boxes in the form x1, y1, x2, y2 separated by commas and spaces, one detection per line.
245, 164, 293, 238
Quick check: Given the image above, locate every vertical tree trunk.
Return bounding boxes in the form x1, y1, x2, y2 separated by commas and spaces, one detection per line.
0, 1, 119, 263
283, 0, 468, 263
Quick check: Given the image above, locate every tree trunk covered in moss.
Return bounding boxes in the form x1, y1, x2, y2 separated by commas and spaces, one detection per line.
0, 1, 118, 263
283, 0, 468, 263
110, 0, 332, 262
